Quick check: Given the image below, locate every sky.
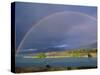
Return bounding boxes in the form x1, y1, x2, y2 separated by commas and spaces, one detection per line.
15, 2, 97, 50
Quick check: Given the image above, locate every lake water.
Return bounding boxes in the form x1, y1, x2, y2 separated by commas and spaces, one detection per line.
15, 57, 97, 68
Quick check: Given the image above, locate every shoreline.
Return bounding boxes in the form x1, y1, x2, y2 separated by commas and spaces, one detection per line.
15, 66, 97, 73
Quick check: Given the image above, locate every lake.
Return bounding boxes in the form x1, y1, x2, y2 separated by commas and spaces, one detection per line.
15, 56, 97, 68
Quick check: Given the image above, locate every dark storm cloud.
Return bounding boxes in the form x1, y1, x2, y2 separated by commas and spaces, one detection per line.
18, 12, 97, 50
15, 2, 97, 50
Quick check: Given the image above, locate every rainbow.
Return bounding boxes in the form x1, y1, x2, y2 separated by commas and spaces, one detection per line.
16, 11, 96, 55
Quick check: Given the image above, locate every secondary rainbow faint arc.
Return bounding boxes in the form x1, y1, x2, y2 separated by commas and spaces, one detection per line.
16, 11, 96, 54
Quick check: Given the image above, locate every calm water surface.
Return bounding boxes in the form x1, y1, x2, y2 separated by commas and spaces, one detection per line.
15, 56, 97, 68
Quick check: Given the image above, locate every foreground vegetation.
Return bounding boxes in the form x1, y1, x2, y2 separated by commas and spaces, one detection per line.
15, 66, 97, 73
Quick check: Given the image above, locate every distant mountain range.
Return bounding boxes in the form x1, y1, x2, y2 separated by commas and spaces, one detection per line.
79, 42, 97, 49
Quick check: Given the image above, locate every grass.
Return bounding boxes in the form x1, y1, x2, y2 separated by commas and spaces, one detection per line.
31, 48, 97, 58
